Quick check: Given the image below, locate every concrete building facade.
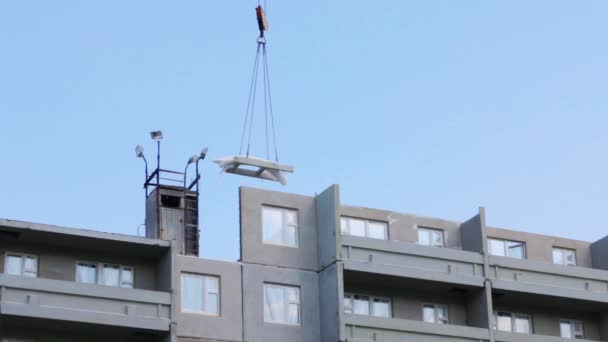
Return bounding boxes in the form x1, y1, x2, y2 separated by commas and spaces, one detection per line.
1, 184, 608, 341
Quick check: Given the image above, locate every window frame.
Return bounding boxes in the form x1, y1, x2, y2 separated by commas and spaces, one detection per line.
560, 319, 584, 339
340, 217, 388, 240
180, 273, 221, 316
343, 293, 392, 318
422, 303, 449, 324
3, 252, 38, 278
553, 247, 577, 266
262, 206, 299, 248
417, 227, 445, 247
494, 311, 532, 334
263, 283, 301, 326
488, 238, 527, 259
75, 261, 135, 288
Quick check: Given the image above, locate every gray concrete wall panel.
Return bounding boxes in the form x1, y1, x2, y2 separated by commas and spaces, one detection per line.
239, 187, 319, 271
0, 239, 160, 291
460, 210, 486, 254
340, 206, 464, 249
591, 236, 608, 271
173, 256, 243, 342
486, 226, 593, 267
242, 263, 320, 342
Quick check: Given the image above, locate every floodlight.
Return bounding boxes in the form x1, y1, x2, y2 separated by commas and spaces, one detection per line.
200, 147, 209, 160
188, 154, 201, 165
135, 145, 144, 158
150, 131, 163, 141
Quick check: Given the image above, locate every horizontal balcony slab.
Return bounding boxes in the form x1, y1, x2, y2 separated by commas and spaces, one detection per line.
489, 256, 608, 303
0, 274, 170, 331
495, 330, 600, 342
344, 314, 491, 341
342, 236, 485, 287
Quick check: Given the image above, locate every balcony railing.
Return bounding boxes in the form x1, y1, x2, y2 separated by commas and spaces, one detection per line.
340, 235, 485, 287
489, 256, 608, 303
344, 314, 491, 341
0, 274, 171, 331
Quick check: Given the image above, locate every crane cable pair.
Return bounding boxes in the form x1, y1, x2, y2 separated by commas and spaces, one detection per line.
238, 1, 279, 163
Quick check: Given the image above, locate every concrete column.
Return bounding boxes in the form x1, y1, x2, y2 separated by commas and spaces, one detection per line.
316, 184, 341, 270
600, 313, 608, 342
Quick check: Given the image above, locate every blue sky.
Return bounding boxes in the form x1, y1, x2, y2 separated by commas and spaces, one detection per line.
1, 1, 606, 261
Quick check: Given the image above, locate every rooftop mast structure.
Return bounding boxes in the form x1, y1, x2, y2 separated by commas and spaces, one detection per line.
136, 131, 208, 256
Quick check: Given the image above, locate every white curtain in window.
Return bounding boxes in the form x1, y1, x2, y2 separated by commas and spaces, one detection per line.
368, 222, 386, 240
340, 218, 348, 234
264, 285, 286, 322
423, 305, 435, 323
76, 263, 97, 284
560, 321, 572, 338
437, 305, 449, 324
121, 267, 134, 288
496, 313, 512, 332
23, 256, 37, 277
372, 298, 390, 318
5, 255, 22, 275
102, 265, 120, 287
514, 315, 531, 333
262, 208, 283, 244
343, 296, 353, 314
353, 296, 370, 315
418, 230, 431, 246
182, 274, 204, 312
349, 219, 366, 237
489, 239, 506, 257
553, 249, 564, 265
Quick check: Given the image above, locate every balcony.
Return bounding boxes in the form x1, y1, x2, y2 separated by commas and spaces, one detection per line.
494, 331, 601, 342
344, 314, 491, 341
0, 274, 171, 332
340, 235, 485, 287
488, 256, 608, 303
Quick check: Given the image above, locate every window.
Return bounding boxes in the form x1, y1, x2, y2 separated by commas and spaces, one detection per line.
488, 238, 526, 259
181, 273, 220, 315
560, 320, 584, 339
262, 207, 298, 247
553, 248, 576, 266
418, 227, 445, 247
264, 284, 300, 325
3, 253, 37, 277
422, 304, 449, 324
343, 294, 391, 318
494, 312, 532, 334
340, 217, 387, 240
76, 262, 134, 288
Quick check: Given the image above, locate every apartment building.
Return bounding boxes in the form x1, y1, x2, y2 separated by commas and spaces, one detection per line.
1, 184, 607, 341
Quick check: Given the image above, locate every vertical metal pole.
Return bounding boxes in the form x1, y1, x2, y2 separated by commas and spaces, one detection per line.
156, 140, 161, 184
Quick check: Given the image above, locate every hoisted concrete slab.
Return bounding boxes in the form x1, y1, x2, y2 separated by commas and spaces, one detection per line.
215, 156, 294, 186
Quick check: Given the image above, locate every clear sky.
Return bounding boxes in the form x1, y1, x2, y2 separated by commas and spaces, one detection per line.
1, 1, 607, 262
